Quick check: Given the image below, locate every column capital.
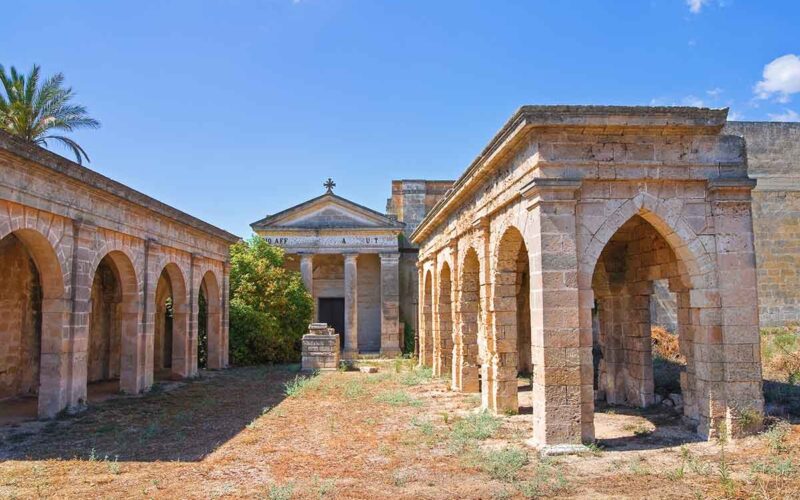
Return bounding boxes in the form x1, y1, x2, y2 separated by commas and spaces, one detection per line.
343, 252, 359, 262
379, 251, 401, 262
520, 178, 581, 210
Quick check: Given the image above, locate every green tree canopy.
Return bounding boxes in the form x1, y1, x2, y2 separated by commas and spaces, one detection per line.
0, 64, 100, 164
229, 236, 313, 365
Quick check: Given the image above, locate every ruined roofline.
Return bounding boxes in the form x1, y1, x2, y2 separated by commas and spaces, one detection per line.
0, 129, 240, 244
409, 105, 730, 244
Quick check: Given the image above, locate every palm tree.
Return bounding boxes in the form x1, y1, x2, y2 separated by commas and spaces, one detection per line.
0, 64, 100, 165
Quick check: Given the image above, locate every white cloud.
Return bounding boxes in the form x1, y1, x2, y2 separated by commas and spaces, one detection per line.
768, 109, 800, 122
687, 0, 711, 14
727, 110, 744, 121
706, 87, 723, 98
681, 95, 705, 107
754, 54, 800, 102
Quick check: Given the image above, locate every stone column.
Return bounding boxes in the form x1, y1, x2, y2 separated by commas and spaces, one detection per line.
380, 252, 401, 357
521, 179, 588, 450
343, 253, 359, 359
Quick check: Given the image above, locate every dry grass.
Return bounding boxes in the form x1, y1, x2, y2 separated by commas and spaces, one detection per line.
0, 363, 798, 499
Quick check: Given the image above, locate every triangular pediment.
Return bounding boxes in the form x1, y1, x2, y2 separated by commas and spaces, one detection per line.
251, 193, 403, 230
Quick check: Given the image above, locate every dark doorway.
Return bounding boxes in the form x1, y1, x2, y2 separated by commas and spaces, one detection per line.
318, 298, 345, 349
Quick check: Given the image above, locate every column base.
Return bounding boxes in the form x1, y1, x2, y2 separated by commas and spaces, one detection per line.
525, 440, 591, 457
380, 347, 402, 358
342, 349, 359, 361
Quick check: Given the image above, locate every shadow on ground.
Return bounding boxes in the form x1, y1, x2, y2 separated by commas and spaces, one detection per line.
0, 365, 297, 462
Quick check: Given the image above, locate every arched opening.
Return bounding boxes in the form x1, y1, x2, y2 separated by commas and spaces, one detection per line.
0, 229, 66, 420
435, 262, 453, 378
154, 264, 190, 379
456, 248, 481, 393
200, 271, 223, 370
591, 214, 699, 436
198, 286, 208, 370
421, 270, 433, 367
87, 256, 122, 395
490, 226, 530, 414
154, 271, 174, 378
87, 251, 140, 399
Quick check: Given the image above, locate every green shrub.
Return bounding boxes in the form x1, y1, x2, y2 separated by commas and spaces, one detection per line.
403, 323, 415, 355
477, 447, 528, 482
228, 236, 313, 365
284, 373, 320, 397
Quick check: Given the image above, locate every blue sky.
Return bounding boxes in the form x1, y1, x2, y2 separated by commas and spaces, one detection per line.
3, 0, 799, 236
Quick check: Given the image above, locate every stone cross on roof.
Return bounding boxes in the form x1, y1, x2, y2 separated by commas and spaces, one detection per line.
324, 178, 336, 193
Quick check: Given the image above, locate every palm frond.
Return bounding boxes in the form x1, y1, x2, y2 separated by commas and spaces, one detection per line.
39, 134, 91, 165
0, 64, 99, 160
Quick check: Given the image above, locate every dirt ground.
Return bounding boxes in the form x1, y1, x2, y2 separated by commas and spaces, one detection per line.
0, 363, 798, 499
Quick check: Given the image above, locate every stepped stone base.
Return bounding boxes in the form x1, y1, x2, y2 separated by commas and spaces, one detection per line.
301, 323, 340, 372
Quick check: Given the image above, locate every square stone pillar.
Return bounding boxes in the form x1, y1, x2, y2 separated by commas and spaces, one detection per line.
707, 179, 764, 437
222, 260, 231, 368
343, 253, 359, 359
521, 179, 589, 450
380, 252, 402, 357
416, 262, 424, 362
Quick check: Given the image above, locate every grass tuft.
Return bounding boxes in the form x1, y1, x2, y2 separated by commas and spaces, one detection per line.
375, 390, 423, 407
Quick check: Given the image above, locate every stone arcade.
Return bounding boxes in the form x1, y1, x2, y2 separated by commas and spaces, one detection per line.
0, 130, 237, 420
251, 183, 405, 358
411, 106, 766, 449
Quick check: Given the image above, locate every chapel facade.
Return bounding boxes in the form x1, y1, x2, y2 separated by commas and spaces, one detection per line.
251, 182, 407, 357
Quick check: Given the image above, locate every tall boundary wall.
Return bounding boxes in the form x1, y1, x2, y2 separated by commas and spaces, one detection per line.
725, 121, 800, 327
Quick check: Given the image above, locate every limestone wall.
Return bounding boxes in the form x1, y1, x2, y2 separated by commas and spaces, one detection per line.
386, 180, 454, 338
724, 122, 800, 327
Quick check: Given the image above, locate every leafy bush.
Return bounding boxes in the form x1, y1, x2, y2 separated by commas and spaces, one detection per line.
229, 236, 313, 365
403, 323, 415, 355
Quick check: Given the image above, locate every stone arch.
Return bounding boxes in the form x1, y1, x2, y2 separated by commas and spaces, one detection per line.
199, 270, 223, 369
579, 196, 714, 292
420, 269, 434, 367
87, 250, 141, 395
0, 227, 70, 418
155, 262, 191, 378
488, 225, 530, 414
580, 200, 722, 439
435, 261, 453, 377
455, 246, 481, 393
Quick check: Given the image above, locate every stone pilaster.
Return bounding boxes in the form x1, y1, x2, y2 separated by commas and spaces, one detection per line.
521, 178, 588, 448
343, 253, 359, 358
222, 260, 231, 368
379, 252, 401, 357
65, 219, 96, 410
